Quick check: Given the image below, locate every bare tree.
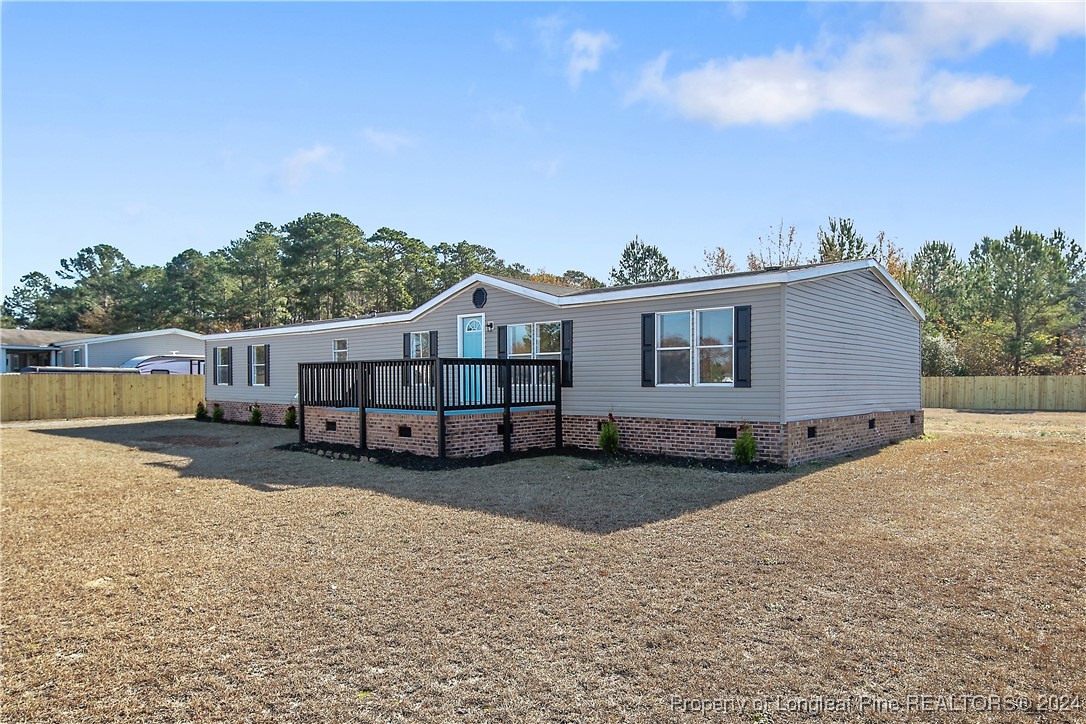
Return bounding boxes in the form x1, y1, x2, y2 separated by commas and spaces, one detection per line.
747, 220, 806, 270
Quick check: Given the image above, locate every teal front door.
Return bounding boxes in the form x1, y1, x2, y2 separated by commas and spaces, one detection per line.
459, 315, 485, 403
459, 315, 484, 358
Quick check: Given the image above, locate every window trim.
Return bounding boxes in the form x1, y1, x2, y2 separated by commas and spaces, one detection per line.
694, 306, 736, 387
653, 308, 737, 388
507, 320, 562, 359
655, 310, 693, 387
332, 338, 348, 363
407, 330, 431, 359
214, 347, 231, 386
250, 344, 267, 387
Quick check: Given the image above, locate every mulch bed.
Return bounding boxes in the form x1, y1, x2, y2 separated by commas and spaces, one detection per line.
275, 439, 784, 473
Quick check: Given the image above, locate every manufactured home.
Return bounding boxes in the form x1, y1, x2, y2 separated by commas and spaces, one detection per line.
203, 259, 924, 466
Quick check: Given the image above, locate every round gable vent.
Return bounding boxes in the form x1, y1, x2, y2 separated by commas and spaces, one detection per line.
472, 287, 487, 308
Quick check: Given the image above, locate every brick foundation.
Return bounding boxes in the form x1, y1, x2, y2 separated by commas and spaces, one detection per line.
301, 407, 556, 458
783, 409, 924, 465
563, 414, 786, 464
294, 404, 923, 466
366, 412, 439, 457
208, 400, 293, 426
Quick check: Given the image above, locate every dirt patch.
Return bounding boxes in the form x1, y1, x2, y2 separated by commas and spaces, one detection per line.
1, 410, 1083, 721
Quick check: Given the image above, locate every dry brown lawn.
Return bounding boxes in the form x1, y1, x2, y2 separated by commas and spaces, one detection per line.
1, 410, 1084, 722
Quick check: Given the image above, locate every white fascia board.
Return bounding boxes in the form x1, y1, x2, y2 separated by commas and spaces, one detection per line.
55, 328, 205, 347
203, 261, 924, 341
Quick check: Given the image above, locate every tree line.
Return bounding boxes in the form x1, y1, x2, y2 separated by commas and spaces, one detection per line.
4, 213, 1082, 376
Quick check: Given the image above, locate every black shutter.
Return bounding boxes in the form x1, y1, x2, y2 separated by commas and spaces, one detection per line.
560, 320, 573, 387
734, 305, 751, 388
496, 325, 508, 386
226, 347, 233, 385
212, 348, 219, 385
247, 345, 253, 386
264, 345, 270, 386
641, 313, 655, 387
402, 333, 411, 386
429, 330, 438, 358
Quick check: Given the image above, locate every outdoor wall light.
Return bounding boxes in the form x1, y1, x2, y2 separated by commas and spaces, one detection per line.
486, 322, 495, 332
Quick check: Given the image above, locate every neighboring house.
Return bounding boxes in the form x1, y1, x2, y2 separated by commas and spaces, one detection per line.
1, 329, 108, 372
203, 259, 924, 466
53, 328, 205, 368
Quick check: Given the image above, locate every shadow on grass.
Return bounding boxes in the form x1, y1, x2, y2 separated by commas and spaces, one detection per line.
31, 418, 835, 534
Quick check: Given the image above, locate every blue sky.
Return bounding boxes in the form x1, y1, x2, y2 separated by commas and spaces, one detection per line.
3, 2, 1084, 296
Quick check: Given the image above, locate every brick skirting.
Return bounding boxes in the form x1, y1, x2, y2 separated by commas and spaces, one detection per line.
783, 409, 924, 465
563, 414, 786, 463
301, 407, 556, 458
292, 404, 923, 466
208, 400, 293, 426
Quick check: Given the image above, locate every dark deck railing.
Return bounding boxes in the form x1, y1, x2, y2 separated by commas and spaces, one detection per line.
297, 358, 562, 457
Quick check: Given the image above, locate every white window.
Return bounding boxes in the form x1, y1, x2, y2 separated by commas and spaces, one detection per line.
251, 345, 267, 386
507, 321, 561, 388
656, 312, 691, 385
507, 321, 561, 359
73, 349, 82, 367
409, 331, 431, 359
695, 308, 734, 385
655, 308, 735, 387
332, 338, 348, 363
214, 347, 231, 385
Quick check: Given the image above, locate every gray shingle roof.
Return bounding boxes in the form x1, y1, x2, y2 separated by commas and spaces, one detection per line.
0, 329, 109, 348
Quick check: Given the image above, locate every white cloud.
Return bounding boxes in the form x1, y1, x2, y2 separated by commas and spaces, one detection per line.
627, 2, 1081, 127
924, 71, 1029, 122
565, 29, 616, 88
279, 144, 339, 190
905, 2, 1085, 55
361, 128, 414, 154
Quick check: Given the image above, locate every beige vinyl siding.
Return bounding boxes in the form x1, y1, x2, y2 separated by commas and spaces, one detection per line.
784, 269, 921, 421
59, 333, 205, 368
205, 283, 784, 422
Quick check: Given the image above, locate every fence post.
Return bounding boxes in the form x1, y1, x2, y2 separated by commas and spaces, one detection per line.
435, 358, 446, 459
297, 365, 306, 445
502, 359, 512, 454
553, 360, 563, 449
358, 361, 366, 450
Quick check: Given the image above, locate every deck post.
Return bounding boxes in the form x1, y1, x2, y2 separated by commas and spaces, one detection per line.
502, 359, 512, 454
297, 365, 306, 445
357, 361, 366, 450
554, 360, 562, 449
435, 357, 446, 459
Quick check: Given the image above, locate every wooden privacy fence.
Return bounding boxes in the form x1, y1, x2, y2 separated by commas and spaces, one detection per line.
923, 375, 1085, 411
1, 374, 205, 422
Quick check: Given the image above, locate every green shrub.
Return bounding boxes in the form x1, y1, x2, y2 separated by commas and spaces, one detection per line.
194, 401, 209, 421
211, 403, 225, 422
734, 425, 757, 465
249, 404, 262, 426
284, 406, 297, 429
598, 413, 619, 455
